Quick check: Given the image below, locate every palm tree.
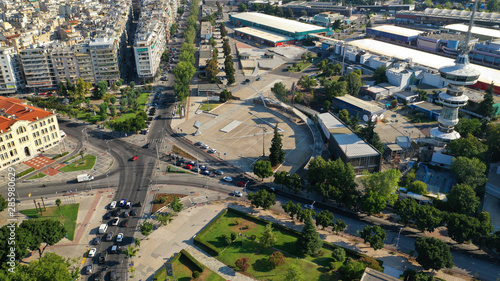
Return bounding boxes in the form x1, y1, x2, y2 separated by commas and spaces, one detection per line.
134, 238, 141, 248
123, 246, 137, 259
55, 199, 62, 215
79, 150, 85, 160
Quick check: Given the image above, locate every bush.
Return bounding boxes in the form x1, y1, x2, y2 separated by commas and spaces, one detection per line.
154, 197, 167, 204
221, 234, 226, 239
235, 257, 250, 272
268, 251, 286, 268
231, 232, 237, 241
359, 256, 383, 271
235, 218, 242, 225
193, 271, 200, 278
250, 234, 257, 240
332, 248, 346, 263
315, 249, 325, 257
140, 221, 154, 236
16, 167, 35, 178
225, 237, 232, 245
52, 151, 69, 160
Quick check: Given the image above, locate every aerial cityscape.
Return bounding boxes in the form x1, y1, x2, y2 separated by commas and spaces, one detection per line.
0, 0, 500, 280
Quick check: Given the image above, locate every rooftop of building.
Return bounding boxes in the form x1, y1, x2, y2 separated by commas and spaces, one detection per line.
333, 95, 385, 114
412, 101, 442, 113
230, 12, 326, 33
419, 31, 467, 41
349, 38, 500, 86
0, 97, 53, 132
369, 25, 422, 37
444, 23, 500, 40
234, 27, 295, 43
317, 112, 352, 134
360, 268, 400, 281
398, 8, 500, 22
333, 133, 381, 158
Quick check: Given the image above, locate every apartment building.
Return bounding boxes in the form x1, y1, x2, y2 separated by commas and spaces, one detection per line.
0, 96, 61, 169
75, 43, 95, 84
200, 21, 212, 40
19, 47, 55, 91
50, 44, 79, 85
0, 47, 24, 95
89, 38, 120, 85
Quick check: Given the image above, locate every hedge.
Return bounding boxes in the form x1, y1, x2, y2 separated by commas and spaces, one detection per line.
179, 249, 205, 272
16, 167, 35, 178
227, 208, 383, 268
193, 209, 228, 257
52, 151, 69, 160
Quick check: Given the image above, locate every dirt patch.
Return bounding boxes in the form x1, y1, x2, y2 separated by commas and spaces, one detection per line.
151, 193, 187, 214
172, 145, 196, 160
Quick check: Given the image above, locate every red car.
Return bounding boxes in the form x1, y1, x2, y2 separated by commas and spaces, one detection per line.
184, 164, 193, 170
131, 156, 139, 161
236, 181, 246, 187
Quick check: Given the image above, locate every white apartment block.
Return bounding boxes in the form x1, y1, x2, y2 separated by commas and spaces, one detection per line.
19, 47, 54, 91
50, 44, 79, 85
0, 47, 24, 95
133, 0, 174, 80
0, 96, 61, 169
89, 38, 121, 84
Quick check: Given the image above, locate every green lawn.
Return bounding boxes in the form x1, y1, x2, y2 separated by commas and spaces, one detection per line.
167, 165, 192, 173
288, 57, 321, 72
112, 92, 150, 124
172, 255, 225, 281
19, 203, 79, 241
197, 210, 336, 280
28, 173, 47, 179
200, 102, 222, 111
77, 111, 101, 124
153, 266, 166, 281
59, 155, 96, 172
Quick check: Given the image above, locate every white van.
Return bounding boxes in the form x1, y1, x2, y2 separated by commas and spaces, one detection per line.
98, 224, 108, 234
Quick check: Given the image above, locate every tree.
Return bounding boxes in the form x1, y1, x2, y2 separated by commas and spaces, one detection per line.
124, 246, 138, 259
339, 259, 367, 281
135, 238, 141, 248
360, 225, 386, 250
0, 224, 30, 265
169, 196, 183, 212
486, 123, 500, 161
0, 194, 7, 212
341, 72, 362, 96
235, 257, 250, 272
447, 184, 480, 214
155, 213, 173, 226
359, 120, 384, 153
55, 199, 61, 214
360, 169, 400, 202
297, 75, 317, 91
394, 198, 419, 226
223, 39, 231, 57
205, 59, 219, 82
20, 219, 66, 258
286, 173, 304, 193
447, 133, 488, 161
451, 157, 488, 192
247, 189, 276, 210
297, 214, 323, 256
219, 89, 233, 102
332, 248, 346, 262
99, 102, 108, 116
408, 181, 427, 195
360, 191, 386, 215
109, 106, 117, 118
332, 219, 347, 234
366, 20, 373, 28
284, 264, 304, 281
274, 171, 289, 189
286, 7, 294, 18
338, 109, 350, 124
268, 251, 286, 268
415, 205, 443, 233
271, 82, 287, 99
315, 210, 334, 229
282, 201, 301, 219
74, 78, 91, 100
140, 221, 154, 236
253, 160, 273, 180
9, 252, 78, 281
93, 81, 108, 99
260, 223, 277, 248
488, 0, 500, 12
57, 81, 67, 97
238, 3, 247, 12
478, 84, 495, 118
173, 61, 196, 100
455, 118, 483, 138
269, 125, 285, 166
415, 237, 454, 271
373, 65, 388, 84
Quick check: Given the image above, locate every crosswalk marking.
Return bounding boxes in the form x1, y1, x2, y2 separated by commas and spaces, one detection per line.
145, 138, 166, 143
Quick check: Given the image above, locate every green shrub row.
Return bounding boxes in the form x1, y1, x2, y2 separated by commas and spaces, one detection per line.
52, 151, 69, 160
16, 167, 35, 178
193, 209, 228, 257
227, 208, 383, 267
179, 249, 205, 272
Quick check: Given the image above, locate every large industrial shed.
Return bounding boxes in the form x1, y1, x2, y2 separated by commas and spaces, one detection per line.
332, 95, 386, 121
229, 12, 332, 40
234, 27, 297, 47
366, 25, 423, 44
317, 113, 382, 174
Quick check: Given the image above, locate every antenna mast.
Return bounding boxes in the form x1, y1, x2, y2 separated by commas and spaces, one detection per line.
462, 0, 479, 54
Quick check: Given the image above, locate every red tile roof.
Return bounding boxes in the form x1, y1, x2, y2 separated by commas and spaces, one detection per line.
0, 97, 53, 132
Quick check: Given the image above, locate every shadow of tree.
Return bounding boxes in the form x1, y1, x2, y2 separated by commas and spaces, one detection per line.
252, 258, 273, 272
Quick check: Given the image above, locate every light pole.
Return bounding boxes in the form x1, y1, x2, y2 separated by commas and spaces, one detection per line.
257, 125, 267, 157
396, 227, 403, 252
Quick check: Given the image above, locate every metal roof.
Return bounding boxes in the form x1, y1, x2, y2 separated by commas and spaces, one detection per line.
369, 25, 422, 37
334, 95, 385, 114
231, 12, 326, 33
234, 27, 295, 43
444, 24, 500, 39
333, 133, 380, 158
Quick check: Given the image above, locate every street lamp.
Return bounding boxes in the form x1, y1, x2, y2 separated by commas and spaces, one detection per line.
396, 227, 403, 252
257, 125, 267, 157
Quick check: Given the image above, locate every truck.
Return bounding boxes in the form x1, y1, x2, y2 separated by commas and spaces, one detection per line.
77, 174, 94, 182
98, 224, 108, 234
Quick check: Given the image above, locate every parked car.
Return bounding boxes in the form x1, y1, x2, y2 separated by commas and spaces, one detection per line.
93, 237, 101, 245
119, 199, 126, 207
201, 170, 212, 176
106, 232, 114, 241
116, 233, 124, 243
88, 248, 97, 257
184, 164, 193, 170
192, 167, 200, 172
199, 165, 207, 170
103, 212, 111, 220
130, 209, 137, 216
236, 181, 247, 187
201, 144, 209, 149
233, 191, 243, 197
208, 148, 217, 154
122, 211, 129, 218
215, 170, 224, 175
304, 204, 315, 210
222, 176, 233, 182
109, 201, 117, 209
86, 265, 93, 275
110, 245, 119, 254
111, 217, 119, 226
131, 156, 139, 161
125, 201, 132, 209
142, 143, 151, 149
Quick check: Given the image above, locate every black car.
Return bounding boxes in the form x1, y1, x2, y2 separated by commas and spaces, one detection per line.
120, 220, 128, 227
130, 209, 137, 216
245, 79, 251, 83
103, 212, 111, 220
142, 143, 151, 149
111, 209, 120, 217
93, 237, 101, 245
122, 211, 130, 218
247, 186, 258, 191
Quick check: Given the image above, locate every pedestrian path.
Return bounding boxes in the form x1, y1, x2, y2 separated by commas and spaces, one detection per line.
184, 245, 255, 281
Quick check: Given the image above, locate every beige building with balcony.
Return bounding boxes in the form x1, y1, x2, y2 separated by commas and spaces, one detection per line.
0, 47, 24, 95
0, 97, 61, 169
89, 38, 120, 85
